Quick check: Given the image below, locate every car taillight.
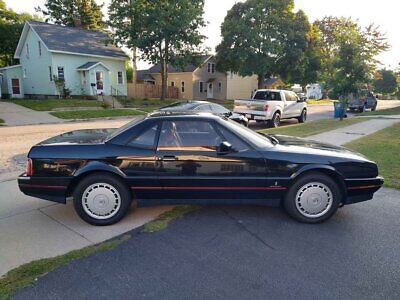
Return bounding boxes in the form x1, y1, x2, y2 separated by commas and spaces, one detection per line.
263, 104, 269, 112
26, 158, 33, 176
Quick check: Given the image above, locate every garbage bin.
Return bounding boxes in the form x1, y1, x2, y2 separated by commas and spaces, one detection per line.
334, 102, 345, 118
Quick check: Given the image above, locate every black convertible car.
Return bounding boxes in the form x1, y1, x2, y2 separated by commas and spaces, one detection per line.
18, 113, 383, 226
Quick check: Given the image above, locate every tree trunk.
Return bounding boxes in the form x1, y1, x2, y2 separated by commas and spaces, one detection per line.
131, 47, 137, 83
161, 41, 169, 101
257, 75, 264, 89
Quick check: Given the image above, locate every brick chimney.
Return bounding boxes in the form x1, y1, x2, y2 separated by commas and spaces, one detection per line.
73, 19, 82, 28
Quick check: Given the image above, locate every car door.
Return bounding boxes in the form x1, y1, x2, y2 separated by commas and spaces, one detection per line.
283, 91, 302, 118
115, 122, 163, 201
155, 118, 268, 204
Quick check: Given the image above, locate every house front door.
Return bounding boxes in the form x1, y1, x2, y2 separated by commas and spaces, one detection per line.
11, 78, 21, 97
207, 83, 213, 98
96, 71, 104, 95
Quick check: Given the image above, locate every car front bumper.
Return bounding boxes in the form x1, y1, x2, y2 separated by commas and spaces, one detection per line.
345, 176, 384, 204
18, 174, 73, 204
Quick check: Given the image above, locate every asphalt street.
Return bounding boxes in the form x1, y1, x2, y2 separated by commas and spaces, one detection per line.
15, 187, 400, 300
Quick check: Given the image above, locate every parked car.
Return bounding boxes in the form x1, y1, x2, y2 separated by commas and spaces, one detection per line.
348, 90, 378, 112
296, 92, 307, 102
158, 100, 249, 127
233, 89, 307, 128
18, 112, 383, 226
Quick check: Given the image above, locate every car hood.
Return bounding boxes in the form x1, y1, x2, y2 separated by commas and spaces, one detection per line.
269, 134, 370, 161
37, 129, 116, 146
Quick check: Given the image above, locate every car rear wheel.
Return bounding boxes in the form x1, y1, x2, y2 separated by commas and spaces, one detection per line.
73, 173, 132, 226
283, 173, 341, 223
269, 112, 281, 128
371, 104, 377, 111
359, 105, 366, 113
297, 109, 307, 123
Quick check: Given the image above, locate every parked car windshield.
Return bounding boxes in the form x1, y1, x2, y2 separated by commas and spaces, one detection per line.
221, 118, 273, 148
253, 91, 281, 101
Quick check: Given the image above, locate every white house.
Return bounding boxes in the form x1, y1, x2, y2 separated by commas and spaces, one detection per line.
0, 20, 129, 99
306, 83, 324, 100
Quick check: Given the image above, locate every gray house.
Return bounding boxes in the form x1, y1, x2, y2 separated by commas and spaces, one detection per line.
0, 20, 129, 99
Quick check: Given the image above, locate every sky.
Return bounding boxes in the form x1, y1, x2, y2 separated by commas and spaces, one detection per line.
5, 0, 399, 70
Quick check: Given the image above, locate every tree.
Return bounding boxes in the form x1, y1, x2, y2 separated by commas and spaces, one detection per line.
0, 0, 41, 67
373, 69, 397, 94
215, 0, 313, 88
314, 17, 389, 85
36, 0, 105, 30
108, 0, 206, 100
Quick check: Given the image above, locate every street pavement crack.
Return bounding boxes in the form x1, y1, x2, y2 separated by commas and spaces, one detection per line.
38, 208, 94, 244
219, 207, 276, 251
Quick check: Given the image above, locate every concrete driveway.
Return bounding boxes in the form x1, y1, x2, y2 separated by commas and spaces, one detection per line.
14, 187, 400, 299
0, 101, 61, 126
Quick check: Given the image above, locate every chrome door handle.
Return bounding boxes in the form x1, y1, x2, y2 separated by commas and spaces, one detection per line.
158, 156, 178, 161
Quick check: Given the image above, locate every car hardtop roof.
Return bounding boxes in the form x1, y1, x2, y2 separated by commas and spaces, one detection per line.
147, 111, 221, 120
255, 89, 290, 92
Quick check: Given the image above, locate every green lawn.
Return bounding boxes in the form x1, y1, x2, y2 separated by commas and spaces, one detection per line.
51, 109, 145, 119
345, 123, 400, 189
0, 235, 130, 299
361, 105, 400, 116
3, 99, 102, 111
307, 99, 333, 105
259, 118, 368, 138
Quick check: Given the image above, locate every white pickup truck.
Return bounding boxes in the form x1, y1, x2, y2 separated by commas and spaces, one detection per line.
233, 89, 308, 127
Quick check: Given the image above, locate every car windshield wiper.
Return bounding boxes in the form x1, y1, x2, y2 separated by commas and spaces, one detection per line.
258, 132, 279, 145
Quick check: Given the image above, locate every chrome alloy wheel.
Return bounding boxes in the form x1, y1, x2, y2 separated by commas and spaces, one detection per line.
82, 183, 121, 220
295, 182, 333, 218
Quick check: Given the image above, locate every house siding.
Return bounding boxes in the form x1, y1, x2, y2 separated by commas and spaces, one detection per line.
226, 72, 258, 100
19, 27, 55, 96
151, 72, 194, 99
52, 53, 127, 96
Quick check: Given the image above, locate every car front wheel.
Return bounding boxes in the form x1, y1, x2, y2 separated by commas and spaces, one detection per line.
283, 173, 341, 223
297, 109, 307, 123
73, 173, 132, 226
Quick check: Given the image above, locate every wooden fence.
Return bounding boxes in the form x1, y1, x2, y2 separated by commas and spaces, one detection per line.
127, 83, 179, 99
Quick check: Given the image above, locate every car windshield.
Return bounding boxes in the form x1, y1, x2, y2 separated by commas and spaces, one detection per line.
222, 118, 273, 148
160, 102, 197, 111
105, 116, 146, 141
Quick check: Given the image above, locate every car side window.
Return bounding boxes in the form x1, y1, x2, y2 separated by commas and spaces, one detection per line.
217, 125, 249, 152
284, 91, 294, 102
127, 124, 159, 149
211, 104, 230, 114
158, 120, 222, 151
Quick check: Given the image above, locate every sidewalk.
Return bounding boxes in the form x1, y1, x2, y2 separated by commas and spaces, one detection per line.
1, 116, 399, 278
307, 118, 400, 146
0, 102, 61, 126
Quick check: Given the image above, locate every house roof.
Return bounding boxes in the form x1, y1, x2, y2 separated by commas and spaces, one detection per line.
263, 78, 282, 86
137, 70, 155, 81
76, 61, 110, 71
15, 21, 128, 60
147, 55, 212, 74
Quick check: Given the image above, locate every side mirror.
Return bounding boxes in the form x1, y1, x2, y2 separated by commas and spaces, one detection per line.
217, 141, 233, 154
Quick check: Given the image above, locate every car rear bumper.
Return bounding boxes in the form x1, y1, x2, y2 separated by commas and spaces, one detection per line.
344, 176, 384, 204
18, 174, 73, 204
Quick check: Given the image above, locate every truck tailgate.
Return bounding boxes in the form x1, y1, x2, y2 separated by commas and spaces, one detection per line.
234, 99, 267, 114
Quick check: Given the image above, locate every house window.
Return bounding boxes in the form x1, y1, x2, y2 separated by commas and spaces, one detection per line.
199, 81, 204, 93
218, 82, 222, 93
171, 81, 175, 87
26, 43, 30, 59
49, 66, 53, 81
117, 71, 123, 84
11, 78, 20, 95
38, 41, 42, 56
181, 81, 185, 93
208, 63, 215, 73
57, 67, 65, 80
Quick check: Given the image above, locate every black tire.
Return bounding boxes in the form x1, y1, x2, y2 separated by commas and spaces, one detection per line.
269, 112, 281, 128
283, 173, 341, 224
371, 105, 377, 112
73, 173, 132, 226
297, 109, 307, 123
359, 105, 366, 113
